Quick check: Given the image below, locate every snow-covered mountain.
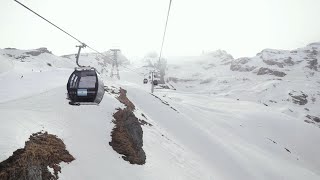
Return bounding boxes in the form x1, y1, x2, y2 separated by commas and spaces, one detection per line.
0, 47, 75, 73
165, 43, 320, 128
1, 44, 320, 180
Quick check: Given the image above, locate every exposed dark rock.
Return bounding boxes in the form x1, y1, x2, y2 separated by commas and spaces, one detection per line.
289, 91, 308, 105
155, 84, 173, 90
25, 48, 52, 56
4, 54, 13, 58
305, 120, 315, 124
150, 94, 179, 113
117, 88, 135, 111
263, 60, 284, 68
306, 59, 318, 71
110, 108, 146, 165
285, 148, 291, 153
267, 138, 277, 144
219, 80, 228, 84
61, 55, 72, 59
141, 113, 147, 119
16, 55, 30, 61
139, 119, 153, 127
230, 64, 257, 72
257, 67, 286, 77
283, 57, 295, 66
167, 77, 196, 83
0, 132, 74, 180
258, 49, 284, 56
262, 56, 295, 68
200, 78, 213, 84
5, 53, 30, 60
306, 115, 320, 123
236, 57, 250, 64
110, 88, 146, 165
230, 57, 257, 72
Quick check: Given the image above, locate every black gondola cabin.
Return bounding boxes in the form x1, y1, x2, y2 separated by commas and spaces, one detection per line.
67, 67, 105, 104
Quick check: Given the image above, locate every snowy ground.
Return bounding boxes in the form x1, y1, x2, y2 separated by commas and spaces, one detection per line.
1, 47, 320, 179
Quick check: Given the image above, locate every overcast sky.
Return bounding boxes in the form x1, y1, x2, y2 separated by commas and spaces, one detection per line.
1, 0, 320, 59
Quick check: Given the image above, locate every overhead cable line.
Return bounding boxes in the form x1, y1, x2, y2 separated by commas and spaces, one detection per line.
13, 0, 109, 61
119, 64, 145, 76
14, 0, 153, 78
158, 0, 172, 63
150, 0, 173, 93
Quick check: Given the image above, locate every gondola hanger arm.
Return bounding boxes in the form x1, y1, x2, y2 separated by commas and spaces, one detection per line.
75, 44, 86, 67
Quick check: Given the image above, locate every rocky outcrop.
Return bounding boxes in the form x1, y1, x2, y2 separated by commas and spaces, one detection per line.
230, 64, 256, 72
306, 59, 318, 71
25, 48, 52, 56
306, 115, 320, 123
0, 132, 74, 180
263, 59, 285, 68
257, 67, 286, 77
117, 88, 135, 111
283, 57, 295, 66
230, 57, 256, 72
4, 48, 17, 50
109, 88, 146, 165
110, 108, 146, 165
289, 91, 308, 105
259, 49, 296, 68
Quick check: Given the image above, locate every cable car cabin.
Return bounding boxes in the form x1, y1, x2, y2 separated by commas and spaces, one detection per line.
153, 80, 158, 86
143, 78, 148, 84
67, 68, 105, 105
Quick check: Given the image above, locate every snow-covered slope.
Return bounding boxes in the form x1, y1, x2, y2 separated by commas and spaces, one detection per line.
0, 48, 76, 103
0, 48, 206, 179
1, 46, 320, 180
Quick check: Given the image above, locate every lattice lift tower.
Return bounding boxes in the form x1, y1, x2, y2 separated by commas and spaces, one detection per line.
110, 49, 120, 79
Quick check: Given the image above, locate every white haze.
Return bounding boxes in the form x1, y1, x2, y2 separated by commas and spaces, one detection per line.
0, 0, 320, 59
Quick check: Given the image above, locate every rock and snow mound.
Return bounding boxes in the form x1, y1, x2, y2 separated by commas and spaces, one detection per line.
231, 43, 320, 76
0, 132, 74, 180
108, 87, 146, 165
